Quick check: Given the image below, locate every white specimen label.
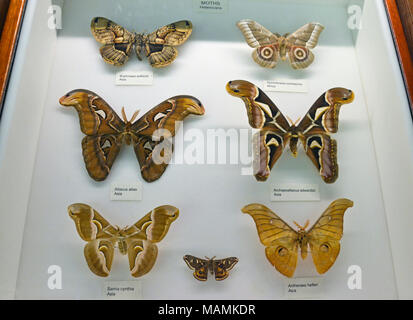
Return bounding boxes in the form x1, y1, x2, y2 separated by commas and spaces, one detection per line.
115, 71, 153, 86
193, 0, 228, 13
263, 79, 308, 93
111, 182, 142, 201
104, 281, 142, 300
271, 184, 320, 202
284, 277, 323, 299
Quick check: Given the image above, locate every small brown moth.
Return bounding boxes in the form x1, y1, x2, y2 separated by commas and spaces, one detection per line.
91, 17, 192, 67
183, 255, 239, 281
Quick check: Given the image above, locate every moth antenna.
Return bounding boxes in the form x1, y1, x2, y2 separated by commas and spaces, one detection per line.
293, 221, 305, 231
205, 256, 210, 260
304, 220, 310, 230
211, 256, 216, 260
130, 110, 140, 123
121, 107, 128, 123
293, 117, 301, 126
286, 115, 294, 126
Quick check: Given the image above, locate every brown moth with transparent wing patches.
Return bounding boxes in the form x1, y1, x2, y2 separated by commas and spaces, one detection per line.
183, 255, 239, 281
59, 90, 204, 182
91, 17, 192, 67
226, 80, 354, 183
68, 203, 179, 277
242, 199, 353, 278
237, 19, 324, 69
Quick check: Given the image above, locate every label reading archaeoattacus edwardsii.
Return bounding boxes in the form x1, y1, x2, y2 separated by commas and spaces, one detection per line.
193, 0, 228, 13
263, 79, 308, 93
271, 184, 320, 202
104, 281, 142, 300
284, 277, 323, 299
111, 182, 142, 201
115, 71, 153, 86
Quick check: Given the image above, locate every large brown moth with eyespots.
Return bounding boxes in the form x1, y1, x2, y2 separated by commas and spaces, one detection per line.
226, 80, 354, 183
237, 20, 324, 69
243, 199, 353, 278
59, 90, 204, 182
183, 255, 239, 281
91, 17, 192, 67
68, 203, 179, 277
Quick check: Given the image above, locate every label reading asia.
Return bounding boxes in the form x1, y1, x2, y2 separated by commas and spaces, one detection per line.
193, 0, 228, 13
271, 184, 320, 202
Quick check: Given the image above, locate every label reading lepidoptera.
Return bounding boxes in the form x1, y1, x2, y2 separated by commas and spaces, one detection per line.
270, 184, 320, 202
284, 277, 323, 299
111, 182, 142, 201
104, 281, 143, 300
263, 79, 308, 93
193, 0, 228, 13
115, 71, 153, 86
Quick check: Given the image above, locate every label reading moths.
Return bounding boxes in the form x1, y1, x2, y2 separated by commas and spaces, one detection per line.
193, 0, 228, 13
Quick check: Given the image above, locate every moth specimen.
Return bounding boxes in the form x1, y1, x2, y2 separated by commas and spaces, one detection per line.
226, 80, 354, 183
69, 203, 179, 277
237, 19, 324, 69
183, 255, 239, 281
243, 199, 353, 278
60, 90, 204, 182
91, 17, 192, 67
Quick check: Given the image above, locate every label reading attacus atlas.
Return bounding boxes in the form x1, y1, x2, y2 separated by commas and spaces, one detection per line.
263, 79, 308, 93
271, 184, 320, 202
104, 281, 142, 300
284, 277, 323, 299
193, 0, 228, 13
115, 71, 153, 86
111, 182, 142, 201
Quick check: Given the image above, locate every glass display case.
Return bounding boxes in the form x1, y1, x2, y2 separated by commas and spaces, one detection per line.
0, 0, 412, 300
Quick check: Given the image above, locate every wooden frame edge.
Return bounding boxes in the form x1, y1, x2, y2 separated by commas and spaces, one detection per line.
0, 0, 27, 114
384, 0, 413, 111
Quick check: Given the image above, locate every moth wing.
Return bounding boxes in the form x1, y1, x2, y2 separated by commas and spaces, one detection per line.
287, 22, 324, 49
213, 257, 239, 281
99, 43, 133, 66
183, 255, 209, 281
287, 46, 314, 69
296, 88, 355, 134
84, 239, 115, 277
253, 129, 288, 182
68, 203, 115, 241
242, 204, 299, 277
296, 88, 355, 183
127, 239, 158, 278
226, 80, 290, 129
124, 205, 179, 243
307, 199, 353, 274
237, 19, 278, 48
60, 90, 125, 181
147, 45, 178, 68
149, 20, 193, 46
253, 44, 279, 69
300, 130, 338, 184
132, 96, 204, 182
90, 17, 135, 66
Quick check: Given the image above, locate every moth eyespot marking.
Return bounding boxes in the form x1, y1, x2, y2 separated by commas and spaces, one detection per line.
320, 244, 330, 252
293, 48, 307, 60
154, 113, 167, 122
101, 140, 112, 149
277, 247, 288, 257
260, 46, 274, 59
94, 109, 107, 119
